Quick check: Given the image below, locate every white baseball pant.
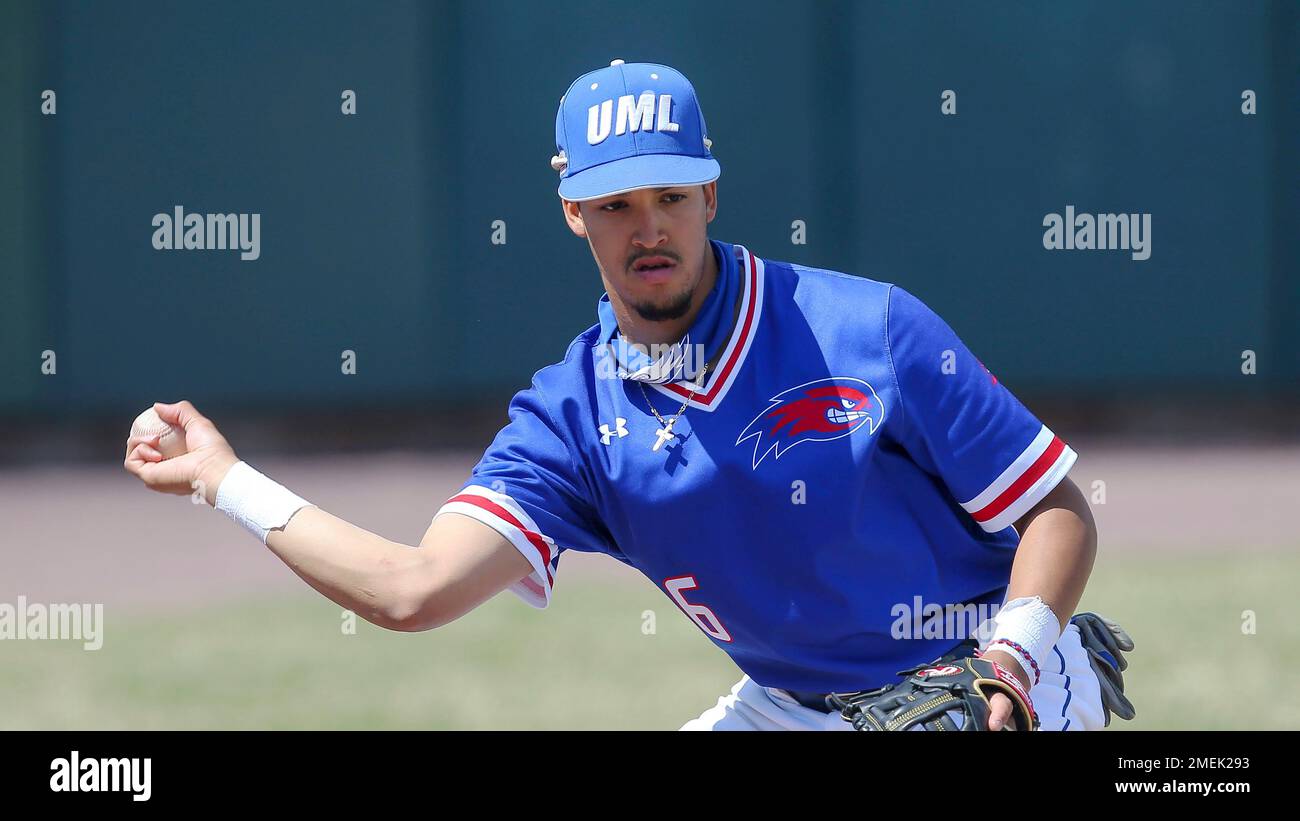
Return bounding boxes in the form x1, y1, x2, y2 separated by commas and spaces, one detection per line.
681, 622, 1105, 731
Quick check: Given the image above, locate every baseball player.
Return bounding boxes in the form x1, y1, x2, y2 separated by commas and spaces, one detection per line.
125, 60, 1135, 731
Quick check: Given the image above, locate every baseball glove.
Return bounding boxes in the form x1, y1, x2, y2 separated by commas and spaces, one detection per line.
1071, 612, 1136, 726
828, 641, 1037, 732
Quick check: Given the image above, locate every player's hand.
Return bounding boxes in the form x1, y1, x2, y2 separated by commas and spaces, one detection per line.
982, 649, 1033, 730
987, 693, 1017, 730
123, 400, 239, 505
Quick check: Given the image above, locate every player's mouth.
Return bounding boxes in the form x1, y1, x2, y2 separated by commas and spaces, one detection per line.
629, 255, 678, 285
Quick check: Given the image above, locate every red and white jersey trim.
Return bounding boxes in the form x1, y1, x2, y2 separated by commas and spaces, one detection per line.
434, 484, 556, 609
960, 425, 1077, 533
647, 244, 764, 412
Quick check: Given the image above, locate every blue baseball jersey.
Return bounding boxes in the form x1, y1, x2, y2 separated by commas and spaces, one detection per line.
435, 240, 1077, 692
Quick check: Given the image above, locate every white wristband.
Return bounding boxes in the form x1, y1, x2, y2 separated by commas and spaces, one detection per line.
979, 596, 1060, 687
214, 461, 313, 544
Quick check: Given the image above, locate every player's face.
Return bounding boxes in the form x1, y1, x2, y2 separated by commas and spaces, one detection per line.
563, 183, 718, 323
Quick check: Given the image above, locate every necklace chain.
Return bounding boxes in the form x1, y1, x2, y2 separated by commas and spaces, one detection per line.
639, 361, 709, 452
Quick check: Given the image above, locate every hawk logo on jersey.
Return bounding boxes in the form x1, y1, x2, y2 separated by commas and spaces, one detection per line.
734, 377, 885, 469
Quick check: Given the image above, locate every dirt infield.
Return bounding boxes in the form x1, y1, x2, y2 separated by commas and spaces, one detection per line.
2, 440, 1296, 610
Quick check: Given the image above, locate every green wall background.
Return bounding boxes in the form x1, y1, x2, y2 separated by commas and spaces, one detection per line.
2, 1, 1296, 417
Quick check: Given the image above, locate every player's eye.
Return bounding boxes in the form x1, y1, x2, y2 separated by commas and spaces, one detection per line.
662, 193, 687, 203
600, 200, 627, 212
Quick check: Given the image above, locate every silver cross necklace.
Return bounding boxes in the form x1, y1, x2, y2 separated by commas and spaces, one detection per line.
639, 361, 709, 452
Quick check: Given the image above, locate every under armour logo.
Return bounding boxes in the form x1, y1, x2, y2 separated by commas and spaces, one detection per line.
599, 417, 629, 445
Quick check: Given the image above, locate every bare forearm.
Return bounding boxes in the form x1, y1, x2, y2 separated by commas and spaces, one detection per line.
1006, 480, 1098, 631
265, 506, 432, 630
122, 401, 510, 633
261, 506, 530, 633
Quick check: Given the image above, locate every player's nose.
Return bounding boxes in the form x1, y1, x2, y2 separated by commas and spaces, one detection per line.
630, 209, 667, 248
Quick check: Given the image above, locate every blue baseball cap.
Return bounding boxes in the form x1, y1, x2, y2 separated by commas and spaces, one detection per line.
551, 60, 720, 201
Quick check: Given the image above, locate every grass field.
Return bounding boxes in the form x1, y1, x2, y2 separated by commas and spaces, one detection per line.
2, 548, 1297, 730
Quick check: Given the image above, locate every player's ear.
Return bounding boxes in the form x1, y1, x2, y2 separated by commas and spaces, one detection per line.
560, 197, 587, 238
702, 182, 718, 223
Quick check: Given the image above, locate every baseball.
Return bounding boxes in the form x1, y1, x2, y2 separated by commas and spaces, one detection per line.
130, 407, 188, 460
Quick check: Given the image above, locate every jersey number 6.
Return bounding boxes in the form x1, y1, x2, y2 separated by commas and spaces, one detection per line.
664, 575, 733, 643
